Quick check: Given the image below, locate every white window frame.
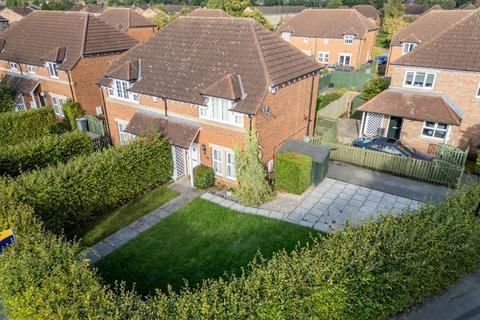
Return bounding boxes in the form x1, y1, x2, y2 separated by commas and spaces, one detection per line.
116, 120, 136, 145
9, 62, 18, 72
421, 121, 450, 141
476, 81, 480, 98
318, 51, 329, 64
199, 97, 244, 128
27, 65, 36, 74
402, 42, 417, 54
46, 62, 59, 78
211, 146, 236, 181
338, 53, 352, 66
403, 70, 436, 90
303, 37, 309, 43
51, 94, 67, 117
281, 32, 291, 41
108, 79, 139, 103
343, 35, 354, 45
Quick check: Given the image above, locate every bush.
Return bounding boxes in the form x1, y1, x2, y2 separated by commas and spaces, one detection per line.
1, 183, 480, 318
275, 152, 313, 194
0, 78, 15, 113
316, 88, 347, 111
361, 76, 390, 100
62, 101, 83, 130
3, 137, 172, 233
193, 165, 215, 189
0, 131, 93, 177
0, 108, 59, 146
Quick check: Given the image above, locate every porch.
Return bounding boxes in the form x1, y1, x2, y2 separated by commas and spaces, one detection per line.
3, 74, 45, 111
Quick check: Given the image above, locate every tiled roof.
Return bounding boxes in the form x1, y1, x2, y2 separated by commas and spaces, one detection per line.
125, 111, 200, 149
391, 9, 473, 46
404, 4, 427, 15
277, 8, 378, 39
392, 9, 480, 72
101, 16, 322, 115
188, 8, 231, 17
108, 59, 140, 81
5, 6, 36, 17
0, 11, 138, 71
352, 5, 382, 20
200, 73, 243, 100
4, 74, 39, 96
99, 8, 156, 31
252, 6, 305, 15
69, 4, 104, 13
164, 5, 199, 13
358, 89, 462, 125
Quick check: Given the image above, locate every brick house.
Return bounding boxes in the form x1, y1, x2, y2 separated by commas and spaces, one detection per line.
386, 9, 474, 75
0, 11, 137, 116
352, 5, 382, 27
277, 9, 379, 69
98, 16, 322, 184
98, 8, 157, 42
358, 10, 480, 153
69, 4, 104, 15
244, 6, 305, 27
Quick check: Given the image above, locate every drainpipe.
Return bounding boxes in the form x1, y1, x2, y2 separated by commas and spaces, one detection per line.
162, 96, 168, 116
100, 87, 112, 138
306, 73, 316, 136
67, 71, 76, 102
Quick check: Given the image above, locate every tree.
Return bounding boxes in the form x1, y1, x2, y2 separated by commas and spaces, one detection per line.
326, 0, 343, 8
233, 128, 275, 207
242, 8, 274, 30
154, 11, 176, 29
205, 0, 251, 16
383, 0, 408, 40
0, 78, 15, 113
361, 76, 389, 100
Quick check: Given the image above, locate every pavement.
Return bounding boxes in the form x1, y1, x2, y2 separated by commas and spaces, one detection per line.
327, 161, 451, 203
392, 270, 480, 320
82, 178, 202, 264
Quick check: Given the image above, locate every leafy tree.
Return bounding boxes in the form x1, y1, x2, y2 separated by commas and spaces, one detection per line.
242, 8, 274, 30
361, 76, 389, 100
205, 0, 252, 16
415, 0, 455, 8
0, 78, 15, 113
326, 0, 343, 8
233, 128, 275, 206
383, 0, 408, 40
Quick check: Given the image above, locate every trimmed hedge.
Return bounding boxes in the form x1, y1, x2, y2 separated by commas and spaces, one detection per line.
62, 101, 83, 130
0, 108, 60, 146
4, 137, 173, 233
275, 152, 312, 194
193, 165, 215, 189
1, 182, 480, 318
0, 131, 93, 177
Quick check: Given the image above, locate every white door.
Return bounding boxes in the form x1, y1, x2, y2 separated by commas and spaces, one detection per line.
190, 144, 200, 169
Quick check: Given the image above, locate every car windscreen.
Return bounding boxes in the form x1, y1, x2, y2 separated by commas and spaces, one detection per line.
397, 143, 415, 155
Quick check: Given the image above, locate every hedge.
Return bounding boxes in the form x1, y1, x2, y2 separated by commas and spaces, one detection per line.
193, 165, 215, 189
275, 151, 312, 194
0, 131, 93, 177
1, 182, 480, 318
3, 136, 173, 233
0, 108, 60, 146
62, 101, 83, 130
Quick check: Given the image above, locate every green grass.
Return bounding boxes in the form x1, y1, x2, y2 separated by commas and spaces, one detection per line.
96, 198, 320, 295
77, 186, 179, 247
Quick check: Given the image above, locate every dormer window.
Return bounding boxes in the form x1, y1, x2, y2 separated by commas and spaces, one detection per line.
402, 42, 417, 54
9, 62, 18, 72
199, 97, 244, 127
46, 62, 58, 78
281, 32, 291, 42
108, 79, 139, 103
343, 35, 354, 45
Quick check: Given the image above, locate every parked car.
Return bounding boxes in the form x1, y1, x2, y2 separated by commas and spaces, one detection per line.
376, 54, 388, 65
352, 137, 434, 161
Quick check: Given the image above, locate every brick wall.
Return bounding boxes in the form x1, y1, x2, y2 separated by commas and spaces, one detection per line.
386, 45, 403, 76
126, 27, 156, 42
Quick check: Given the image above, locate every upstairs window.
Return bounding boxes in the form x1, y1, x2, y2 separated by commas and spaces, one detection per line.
108, 80, 139, 103
199, 97, 244, 127
303, 37, 309, 43
404, 71, 435, 89
9, 62, 18, 72
318, 52, 329, 64
343, 35, 354, 45
402, 42, 417, 54
46, 62, 58, 78
476, 81, 480, 98
27, 65, 36, 74
281, 32, 291, 41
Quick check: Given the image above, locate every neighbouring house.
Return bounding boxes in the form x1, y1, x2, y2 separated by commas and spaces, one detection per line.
358, 9, 480, 154
0, 6, 36, 25
245, 6, 304, 27
352, 5, 382, 27
277, 8, 379, 69
0, 15, 8, 32
0, 11, 137, 116
386, 9, 474, 75
69, 4, 104, 15
98, 16, 322, 184
404, 4, 427, 19
98, 8, 157, 42
188, 8, 231, 17
164, 4, 199, 15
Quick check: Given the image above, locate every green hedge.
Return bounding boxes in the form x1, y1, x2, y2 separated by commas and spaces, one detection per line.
1, 182, 480, 318
0, 131, 93, 177
275, 152, 312, 194
0, 108, 60, 146
62, 101, 83, 130
4, 137, 172, 233
193, 165, 215, 189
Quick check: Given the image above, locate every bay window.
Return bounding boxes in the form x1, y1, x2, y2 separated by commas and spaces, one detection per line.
212, 146, 236, 180
422, 121, 449, 140
404, 71, 435, 89
108, 79, 139, 103
199, 97, 244, 127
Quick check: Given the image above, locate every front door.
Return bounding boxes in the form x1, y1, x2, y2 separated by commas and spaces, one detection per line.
387, 116, 403, 140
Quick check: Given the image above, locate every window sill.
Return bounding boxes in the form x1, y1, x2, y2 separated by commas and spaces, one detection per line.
108, 95, 139, 104
420, 134, 447, 141
403, 85, 434, 90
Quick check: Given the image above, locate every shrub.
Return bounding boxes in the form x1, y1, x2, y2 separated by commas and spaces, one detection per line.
316, 88, 347, 111
0, 78, 15, 113
62, 100, 83, 130
275, 152, 312, 194
4, 137, 172, 233
233, 128, 275, 206
193, 165, 215, 189
361, 76, 390, 101
0, 108, 59, 146
0, 131, 92, 177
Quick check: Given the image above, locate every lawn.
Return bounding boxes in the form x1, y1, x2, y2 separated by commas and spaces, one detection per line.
96, 198, 320, 295
76, 185, 179, 247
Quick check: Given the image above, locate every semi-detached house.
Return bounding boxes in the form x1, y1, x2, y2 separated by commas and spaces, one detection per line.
0, 11, 137, 116
99, 16, 322, 184
358, 9, 480, 154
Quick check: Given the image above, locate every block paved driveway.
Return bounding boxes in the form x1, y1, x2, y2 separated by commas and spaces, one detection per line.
287, 178, 421, 232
